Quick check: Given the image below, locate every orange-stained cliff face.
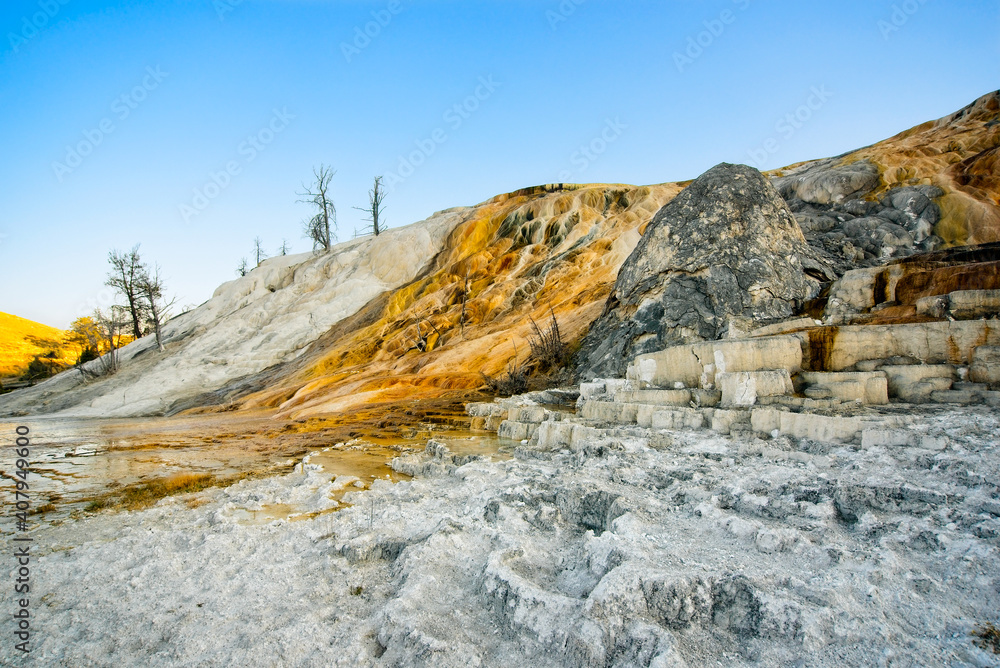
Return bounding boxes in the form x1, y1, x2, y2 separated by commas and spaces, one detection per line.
234, 93, 1000, 419
236, 184, 682, 418
780, 90, 1000, 245
7, 94, 995, 422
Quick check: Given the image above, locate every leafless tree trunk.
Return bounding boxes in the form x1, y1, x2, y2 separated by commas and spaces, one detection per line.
253, 236, 268, 266
354, 175, 387, 237
236, 257, 249, 276
299, 165, 337, 251
279, 239, 290, 255
106, 244, 147, 339
460, 269, 470, 335
137, 264, 175, 352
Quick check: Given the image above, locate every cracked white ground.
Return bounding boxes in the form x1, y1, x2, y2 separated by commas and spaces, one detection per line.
2, 405, 999, 667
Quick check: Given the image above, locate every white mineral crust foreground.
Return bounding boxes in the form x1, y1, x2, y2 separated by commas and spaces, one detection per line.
3, 405, 999, 667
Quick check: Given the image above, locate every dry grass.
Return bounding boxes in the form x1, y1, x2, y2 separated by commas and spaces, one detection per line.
0, 311, 80, 378
85, 472, 222, 512
480, 357, 529, 397
973, 622, 1000, 655
528, 308, 569, 372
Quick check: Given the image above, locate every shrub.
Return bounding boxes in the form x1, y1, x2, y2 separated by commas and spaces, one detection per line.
480, 356, 528, 397
528, 307, 569, 371
23, 354, 64, 382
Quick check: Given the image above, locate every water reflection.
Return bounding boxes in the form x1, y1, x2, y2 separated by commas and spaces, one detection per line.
0, 414, 511, 529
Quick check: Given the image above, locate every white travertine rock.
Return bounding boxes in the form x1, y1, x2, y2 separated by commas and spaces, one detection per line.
711, 408, 751, 434
879, 365, 956, 402
580, 400, 639, 424
614, 389, 692, 406
627, 336, 802, 390
579, 381, 608, 400
507, 405, 550, 424
799, 371, 888, 405
748, 317, 822, 338
970, 346, 1000, 384
823, 265, 905, 324
806, 321, 1000, 371
860, 428, 949, 451
533, 420, 601, 449
717, 370, 794, 407
651, 408, 706, 430
751, 408, 878, 443
498, 421, 539, 442
937, 290, 1000, 319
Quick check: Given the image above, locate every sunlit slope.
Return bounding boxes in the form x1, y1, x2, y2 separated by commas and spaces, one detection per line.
0, 312, 78, 378
238, 183, 681, 418
2, 92, 998, 419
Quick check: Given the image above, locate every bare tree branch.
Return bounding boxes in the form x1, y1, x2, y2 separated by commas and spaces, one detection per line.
106, 244, 148, 339
76, 307, 128, 378
253, 236, 268, 266
299, 165, 337, 251
137, 264, 176, 352
460, 269, 470, 336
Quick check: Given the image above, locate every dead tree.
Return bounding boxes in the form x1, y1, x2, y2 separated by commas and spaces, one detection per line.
106, 244, 147, 339
278, 239, 290, 256
236, 257, 249, 277
459, 269, 470, 335
402, 319, 442, 354
137, 264, 176, 352
253, 236, 268, 266
300, 165, 337, 251
353, 175, 387, 237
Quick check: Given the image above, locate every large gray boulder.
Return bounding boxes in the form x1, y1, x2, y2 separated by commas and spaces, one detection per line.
577, 163, 829, 380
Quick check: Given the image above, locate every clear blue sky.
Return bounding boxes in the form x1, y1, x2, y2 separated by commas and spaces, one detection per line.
1, 0, 997, 328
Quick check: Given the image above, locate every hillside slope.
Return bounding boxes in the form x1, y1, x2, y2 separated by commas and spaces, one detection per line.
0, 312, 78, 378
0, 213, 463, 416
2, 91, 997, 419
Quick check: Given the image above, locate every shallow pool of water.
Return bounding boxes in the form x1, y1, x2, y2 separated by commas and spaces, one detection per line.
0, 412, 513, 529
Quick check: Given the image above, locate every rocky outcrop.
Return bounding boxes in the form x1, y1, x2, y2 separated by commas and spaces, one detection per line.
774, 90, 1000, 253
0, 183, 680, 418
821, 242, 1000, 326
577, 163, 831, 380
773, 159, 946, 267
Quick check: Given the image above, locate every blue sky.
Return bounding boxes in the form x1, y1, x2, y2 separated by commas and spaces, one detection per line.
1, 0, 997, 329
